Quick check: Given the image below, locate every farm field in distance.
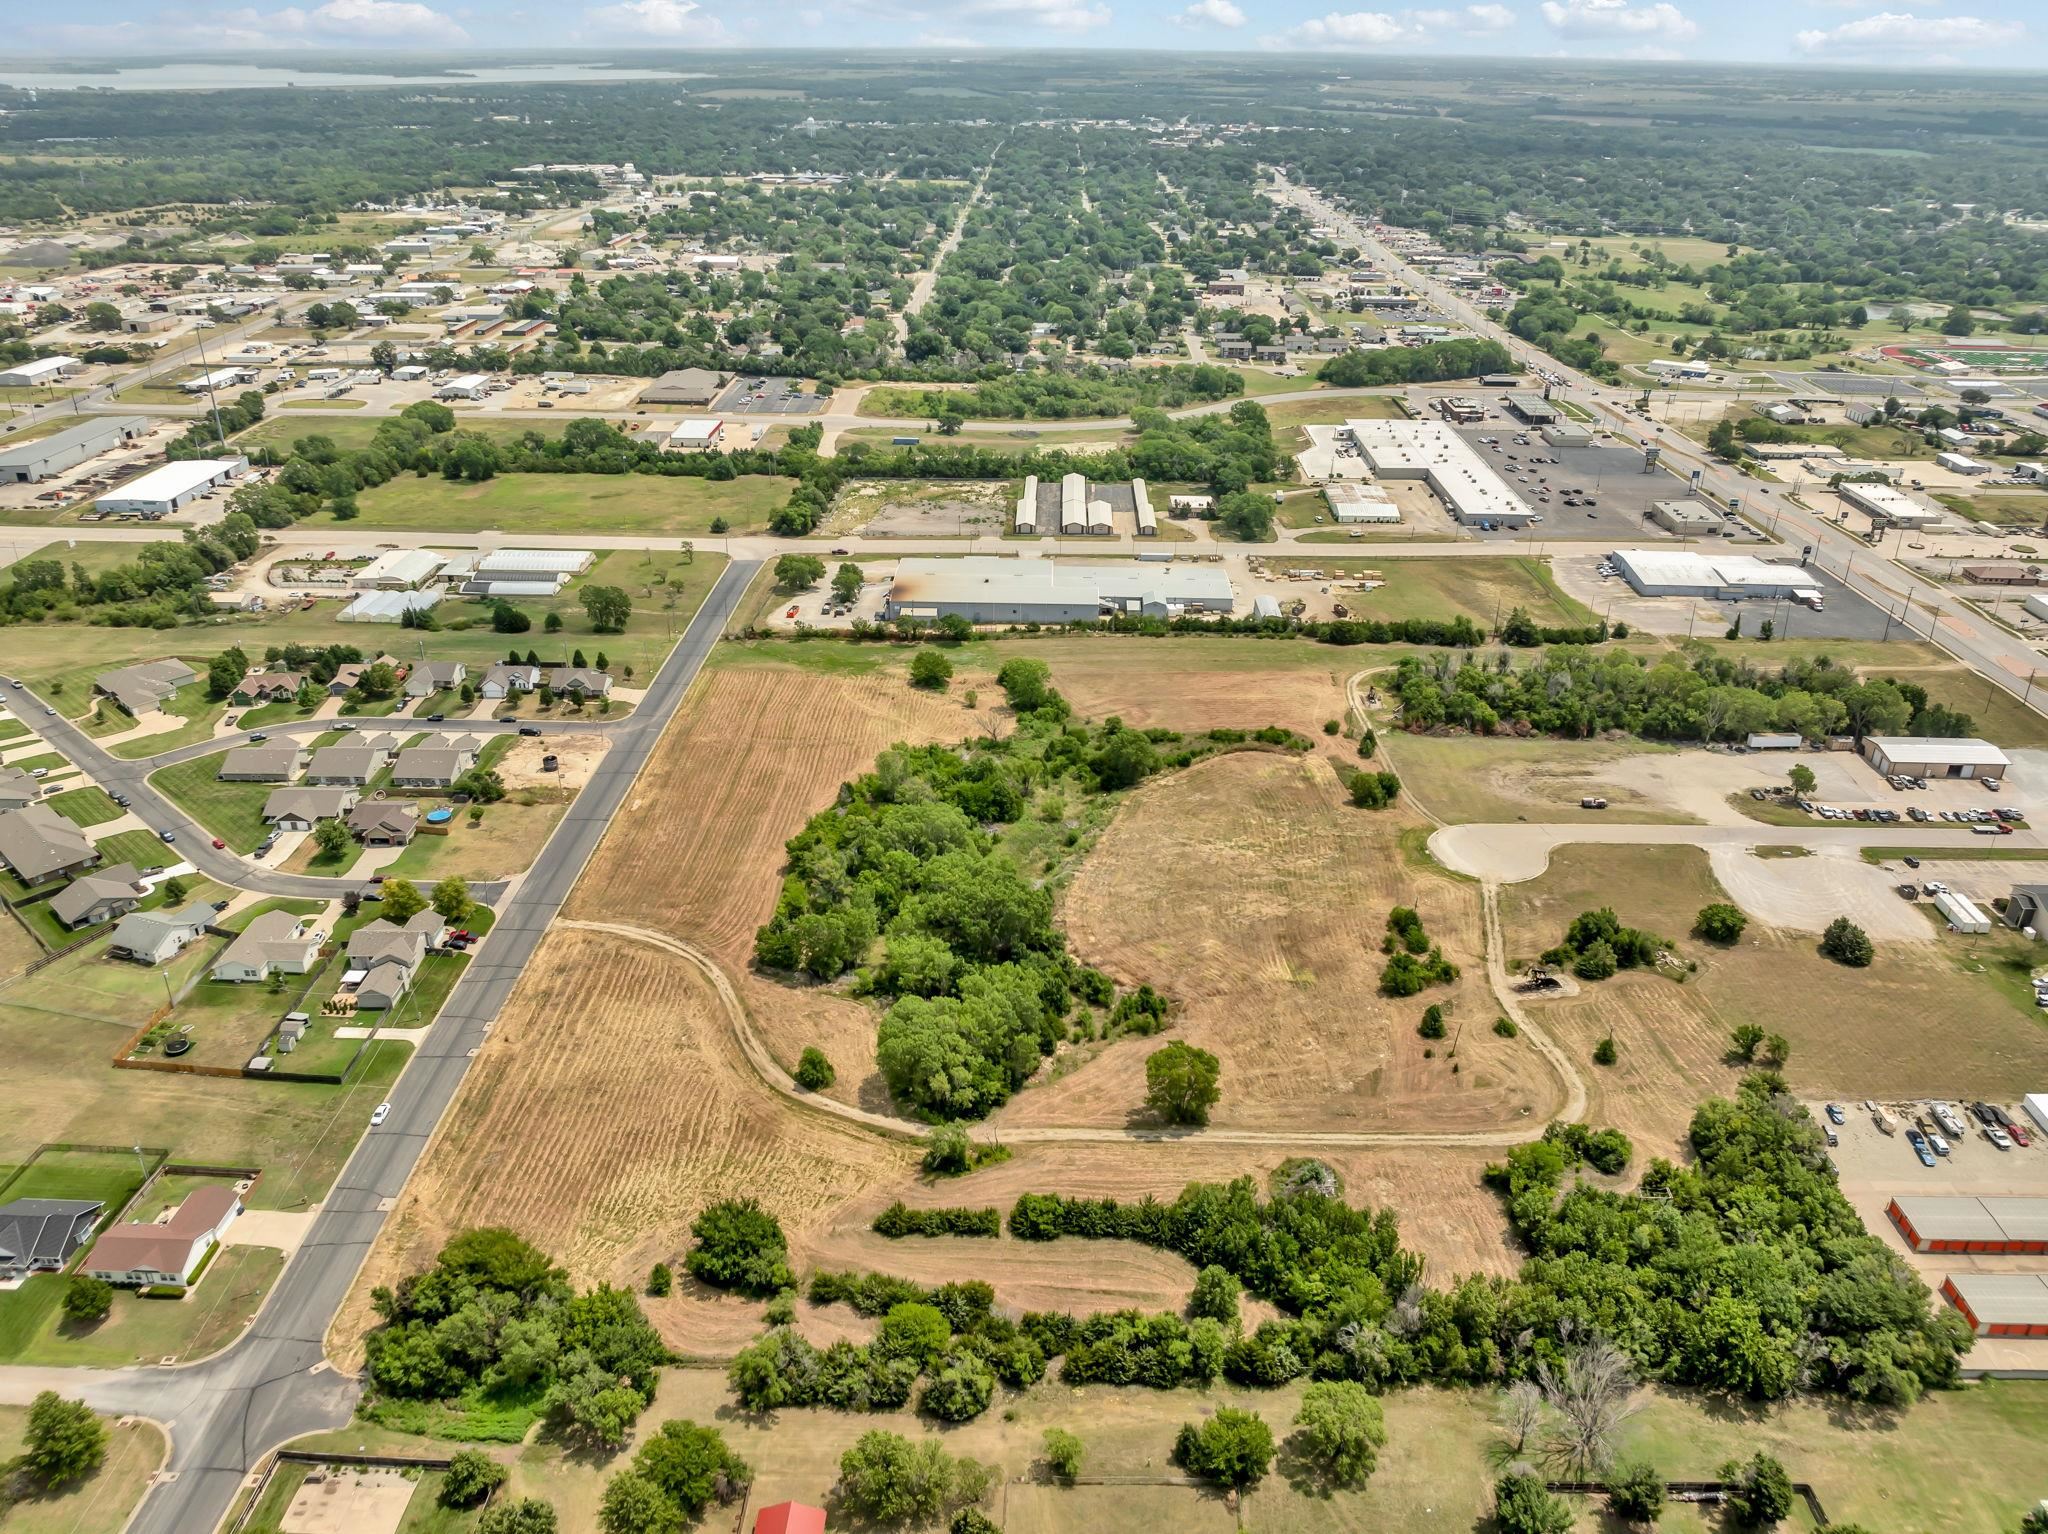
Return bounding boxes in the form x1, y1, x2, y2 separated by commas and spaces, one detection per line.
344, 471, 793, 535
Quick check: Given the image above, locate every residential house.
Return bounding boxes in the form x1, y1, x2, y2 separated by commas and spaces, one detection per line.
548, 666, 612, 697
84, 1185, 241, 1288
0, 804, 100, 886
48, 864, 147, 930
329, 655, 405, 696
354, 731, 408, 758
0, 766, 42, 811
94, 659, 197, 716
262, 787, 360, 830
0, 1198, 105, 1280
108, 900, 215, 966
303, 747, 382, 786
346, 801, 418, 846
389, 745, 476, 789
403, 660, 468, 700
218, 745, 309, 783
229, 670, 308, 706
211, 910, 325, 983
478, 662, 541, 700
346, 910, 447, 1009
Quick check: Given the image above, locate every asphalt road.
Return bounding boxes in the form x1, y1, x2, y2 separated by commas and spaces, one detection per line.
0, 559, 760, 1534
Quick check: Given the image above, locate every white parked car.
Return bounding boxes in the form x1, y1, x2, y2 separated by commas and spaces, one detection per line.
370, 1102, 391, 1127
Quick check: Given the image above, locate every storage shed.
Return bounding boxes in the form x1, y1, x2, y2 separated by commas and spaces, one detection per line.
1861, 736, 2009, 783
1887, 1196, 2048, 1255
1940, 1273, 2048, 1338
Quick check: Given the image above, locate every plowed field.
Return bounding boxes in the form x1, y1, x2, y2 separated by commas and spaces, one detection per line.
1000, 749, 1561, 1134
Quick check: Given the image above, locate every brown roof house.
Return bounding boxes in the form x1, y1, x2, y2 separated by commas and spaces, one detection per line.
263, 786, 360, 830
0, 765, 43, 811
219, 744, 310, 783
83, 1185, 241, 1287
211, 910, 325, 983
230, 669, 308, 706
304, 746, 382, 786
48, 863, 148, 930
346, 801, 418, 846
94, 659, 197, 716
0, 804, 100, 886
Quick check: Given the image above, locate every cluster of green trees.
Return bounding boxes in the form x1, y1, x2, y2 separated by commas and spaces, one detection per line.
870, 363, 1242, 421
1316, 337, 1513, 387
597, 1420, 751, 1534
1540, 907, 1666, 982
1390, 648, 1976, 743
1380, 907, 1459, 997
361, 1229, 668, 1448
0, 514, 261, 631
871, 1203, 1001, 1238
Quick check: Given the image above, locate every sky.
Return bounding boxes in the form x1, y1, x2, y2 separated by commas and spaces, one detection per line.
15, 0, 2045, 69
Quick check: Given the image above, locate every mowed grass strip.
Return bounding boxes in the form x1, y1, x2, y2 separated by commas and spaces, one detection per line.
346, 471, 793, 536
150, 754, 274, 853
43, 785, 123, 828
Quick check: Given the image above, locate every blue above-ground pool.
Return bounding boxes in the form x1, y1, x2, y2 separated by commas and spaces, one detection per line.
425, 808, 455, 824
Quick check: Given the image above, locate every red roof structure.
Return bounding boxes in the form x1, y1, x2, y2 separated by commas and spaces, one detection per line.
754, 1502, 827, 1534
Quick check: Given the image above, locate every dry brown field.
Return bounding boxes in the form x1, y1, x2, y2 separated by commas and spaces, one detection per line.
1000, 749, 1562, 1135
1499, 843, 2048, 1154
994, 637, 1356, 739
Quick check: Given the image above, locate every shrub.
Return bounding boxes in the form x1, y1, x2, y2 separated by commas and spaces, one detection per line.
61, 1275, 114, 1325
1493, 1016, 1519, 1038
1606, 1458, 1666, 1525
1146, 1041, 1222, 1126
647, 1263, 672, 1298
22, 1392, 105, 1488
950, 1512, 1001, 1534
1043, 1427, 1085, 1483
794, 1046, 836, 1091
441, 1449, 509, 1508
1720, 1452, 1795, 1528
1593, 1035, 1618, 1066
1323, 718, 1341, 735
1173, 1407, 1274, 1488
1694, 902, 1748, 944
598, 1420, 750, 1534
1574, 940, 1618, 981
687, 1199, 793, 1297
1494, 1470, 1573, 1534
1821, 916, 1874, 967
923, 1124, 974, 1176
918, 1349, 996, 1422
478, 1498, 557, 1534
1348, 768, 1401, 809
1292, 1381, 1387, 1487
910, 649, 954, 690
1418, 1005, 1447, 1040
837, 1430, 992, 1524
1188, 1264, 1241, 1325
872, 1203, 1002, 1239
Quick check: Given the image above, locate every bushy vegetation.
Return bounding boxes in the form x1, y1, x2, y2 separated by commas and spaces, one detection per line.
1694, 902, 1749, 944
834, 1430, 993, 1526
598, 1420, 751, 1534
363, 1229, 668, 1448
1173, 1407, 1275, 1487
687, 1199, 794, 1297
1379, 907, 1459, 997
872, 1203, 1002, 1238
1390, 649, 1976, 744
1542, 908, 1665, 981
1821, 916, 1875, 968
1, 513, 262, 631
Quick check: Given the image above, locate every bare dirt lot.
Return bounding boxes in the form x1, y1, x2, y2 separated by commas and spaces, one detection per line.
495, 731, 608, 791
282, 1466, 413, 1534
822, 478, 1015, 537
1005, 749, 1560, 1135
1500, 843, 2048, 1154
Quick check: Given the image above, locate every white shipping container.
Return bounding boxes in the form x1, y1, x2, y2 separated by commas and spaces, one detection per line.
2026, 1092, 2048, 1134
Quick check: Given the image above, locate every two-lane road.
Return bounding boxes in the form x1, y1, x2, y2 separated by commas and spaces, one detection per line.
0, 559, 761, 1534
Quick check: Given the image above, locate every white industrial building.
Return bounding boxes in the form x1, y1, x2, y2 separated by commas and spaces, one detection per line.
1608, 549, 1817, 601
883, 556, 1233, 625
352, 549, 445, 590
181, 367, 257, 395
1132, 479, 1157, 537
1344, 419, 1533, 528
340, 590, 443, 623
1326, 484, 1402, 524
1860, 735, 2009, 783
0, 355, 82, 388
476, 549, 592, 577
95, 457, 247, 519
665, 418, 724, 451
1015, 476, 1042, 536
1840, 482, 1944, 529
1936, 451, 1993, 476
1645, 358, 1712, 380
437, 374, 492, 400
1648, 499, 1723, 536
0, 418, 149, 484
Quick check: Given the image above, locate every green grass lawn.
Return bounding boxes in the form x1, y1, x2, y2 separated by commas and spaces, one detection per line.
237, 415, 541, 455
5, 753, 64, 774
0, 1243, 285, 1368
93, 828, 175, 870
0, 1403, 164, 1532
148, 755, 275, 853
346, 471, 793, 536
1336, 555, 1596, 628
41, 786, 123, 829
233, 696, 324, 730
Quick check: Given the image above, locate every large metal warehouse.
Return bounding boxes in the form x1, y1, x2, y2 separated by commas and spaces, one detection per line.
0, 418, 149, 484
1887, 1196, 2048, 1254
1940, 1273, 2048, 1338
1608, 549, 1816, 601
883, 556, 1233, 625
94, 456, 246, 519
1861, 736, 2010, 783
1344, 419, 1533, 528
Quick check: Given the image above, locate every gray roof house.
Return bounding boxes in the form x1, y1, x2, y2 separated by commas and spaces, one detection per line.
404, 660, 468, 699
0, 804, 100, 886
548, 666, 612, 696
0, 766, 42, 811
0, 1198, 105, 1279
346, 801, 418, 846
263, 787, 361, 829
48, 863, 147, 930
108, 900, 215, 966
211, 911, 325, 983
478, 662, 541, 699
347, 911, 446, 1009
390, 746, 475, 788
304, 746, 382, 785
219, 745, 309, 782
94, 659, 197, 716
354, 731, 408, 757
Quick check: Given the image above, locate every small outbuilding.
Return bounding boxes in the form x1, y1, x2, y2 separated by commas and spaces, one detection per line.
1940, 1273, 2048, 1338
1860, 735, 2009, 783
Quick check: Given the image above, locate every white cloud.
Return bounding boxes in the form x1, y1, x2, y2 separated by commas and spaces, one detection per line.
583, 0, 704, 33
960, 0, 1112, 28
1795, 10, 2021, 51
1409, 2, 1517, 28
1269, 2, 1516, 44
1539, 0, 1695, 37
914, 29, 988, 42
1175, 0, 1248, 24
212, 0, 469, 42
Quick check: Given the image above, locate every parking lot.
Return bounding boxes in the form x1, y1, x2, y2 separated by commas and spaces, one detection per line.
1551, 552, 1896, 640
710, 375, 825, 416
1451, 426, 1722, 544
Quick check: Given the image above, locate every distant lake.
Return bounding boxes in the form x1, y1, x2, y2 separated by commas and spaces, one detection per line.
0, 62, 711, 91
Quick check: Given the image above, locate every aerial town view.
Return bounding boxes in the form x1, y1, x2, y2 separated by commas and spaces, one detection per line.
2, 18, 2048, 1534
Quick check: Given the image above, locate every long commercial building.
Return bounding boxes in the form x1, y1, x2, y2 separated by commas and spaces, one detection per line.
1940, 1273, 2048, 1339
1344, 419, 1533, 528
1608, 549, 1818, 601
0, 356, 81, 388
1861, 735, 2010, 783
883, 556, 1233, 625
95, 457, 246, 519
0, 418, 149, 484
1840, 481, 1944, 529
1887, 1196, 2048, 1254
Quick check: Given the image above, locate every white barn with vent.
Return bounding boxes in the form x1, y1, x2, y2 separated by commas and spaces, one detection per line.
95, 457, 246, 519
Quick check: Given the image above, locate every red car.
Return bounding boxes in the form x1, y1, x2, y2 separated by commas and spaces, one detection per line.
211, 838, 226, 849
786, 605, 800, 619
